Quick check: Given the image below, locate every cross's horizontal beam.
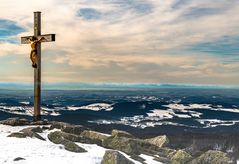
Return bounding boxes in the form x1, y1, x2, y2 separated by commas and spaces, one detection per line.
21, 34, 55, 44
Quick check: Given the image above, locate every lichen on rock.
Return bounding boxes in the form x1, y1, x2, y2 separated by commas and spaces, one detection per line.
190, 150, 231, 164
145, 135, 169, 148
48, 131, 87, 153
111, 129, 134, 138
168, 149, 192, 164
101, 150, 135, 164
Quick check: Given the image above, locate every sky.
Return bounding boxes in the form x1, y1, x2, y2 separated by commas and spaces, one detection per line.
0, 0, 239, 85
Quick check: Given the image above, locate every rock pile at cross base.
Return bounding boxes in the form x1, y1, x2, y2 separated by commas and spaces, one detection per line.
0, 117, 235, 164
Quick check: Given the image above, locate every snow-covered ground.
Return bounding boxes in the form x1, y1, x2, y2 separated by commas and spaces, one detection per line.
0, 125, 105, 164
0, 125, 161, 164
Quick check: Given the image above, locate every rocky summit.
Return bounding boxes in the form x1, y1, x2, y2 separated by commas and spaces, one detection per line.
1, 117, 236, 164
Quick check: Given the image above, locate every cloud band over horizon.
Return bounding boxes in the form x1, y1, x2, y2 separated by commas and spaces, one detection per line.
0, 0, 239, 85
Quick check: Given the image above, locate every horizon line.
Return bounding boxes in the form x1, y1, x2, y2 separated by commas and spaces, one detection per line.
0, 82, 238, 89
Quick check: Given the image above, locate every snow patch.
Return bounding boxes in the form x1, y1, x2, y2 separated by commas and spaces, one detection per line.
140, 154, 163, 164
19, 101, 30, 105
89, 115, 189, 129
0, 106, 60, 116
173, 114, 191, 118
163, 103, 212, 111
126, 96, 159, 102
147, 109, 174, 119
196, 119, 239, 128
67, 103, 113, 111
164, 103, 239, 114
147, 109, 195, 119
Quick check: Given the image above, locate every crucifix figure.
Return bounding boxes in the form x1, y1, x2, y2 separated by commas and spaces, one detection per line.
21, 11, 56, 121
29, 36, 45, 68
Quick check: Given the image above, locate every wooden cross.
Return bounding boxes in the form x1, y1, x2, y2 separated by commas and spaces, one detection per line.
21, 12, 56, 121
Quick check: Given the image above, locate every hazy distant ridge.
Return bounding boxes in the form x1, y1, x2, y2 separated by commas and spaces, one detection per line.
0, 82, 238, 90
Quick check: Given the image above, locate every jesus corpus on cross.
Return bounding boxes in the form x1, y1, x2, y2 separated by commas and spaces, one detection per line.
29, 36, 45, 68
21, 11, 56, 121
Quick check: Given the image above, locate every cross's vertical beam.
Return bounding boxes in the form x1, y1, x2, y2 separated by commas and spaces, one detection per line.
34, 12, 41, 121
21, 12, 55, 121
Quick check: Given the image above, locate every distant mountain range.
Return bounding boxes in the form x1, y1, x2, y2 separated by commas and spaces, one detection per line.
0, 82, 238, 90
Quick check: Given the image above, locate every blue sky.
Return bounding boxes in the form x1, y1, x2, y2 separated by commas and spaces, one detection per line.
0, 0, 239, 85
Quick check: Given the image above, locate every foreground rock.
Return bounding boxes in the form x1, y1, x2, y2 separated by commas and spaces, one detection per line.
8, 132, 27, 138
13, 157, 25, 161
48, 125, 174, 163
0, 118, 30, 126
48, 130, 105, 146
80, 130, 108, 146
49, 121, 69, 130
145, 135, 169, 148
190, 150, 231, 164
111, 130, 134, 138
20, 126, 45, 141
31, 120, 49, 125
101, 150, 134, 164
50, 123, 109, 145
7, 126, 45, 141
50, 121, 89, 135
102, 134, 174, 163
48, 131, 87, 153
0, 117, 49, 126
103, 136, 153, 155
48, 127, 174, 163
20, 126, 43, 133
168, 149, 192, 164
103, 135, 168, 155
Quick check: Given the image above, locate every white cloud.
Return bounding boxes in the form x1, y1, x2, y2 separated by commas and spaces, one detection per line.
0, 0, 239, 84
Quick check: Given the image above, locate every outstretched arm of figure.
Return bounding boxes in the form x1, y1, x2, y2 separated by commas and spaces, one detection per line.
38, 37, 45, 42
